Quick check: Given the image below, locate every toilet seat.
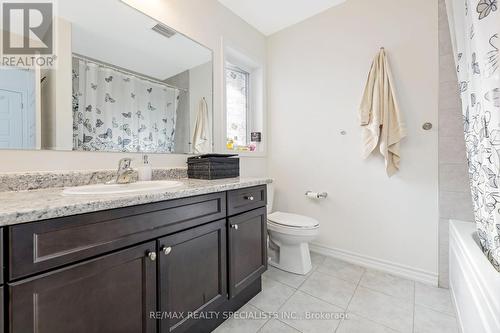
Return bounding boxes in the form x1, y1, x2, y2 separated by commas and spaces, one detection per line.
268, 212, 320, 230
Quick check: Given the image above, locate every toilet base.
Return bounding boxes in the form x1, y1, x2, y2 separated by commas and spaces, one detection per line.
268, 242, 312, 275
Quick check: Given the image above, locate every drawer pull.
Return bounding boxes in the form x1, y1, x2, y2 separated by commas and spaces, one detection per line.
147, 251, 157, 261
231, 224, 239, 230
244, 196, 255, 201
161, 246, 172, 255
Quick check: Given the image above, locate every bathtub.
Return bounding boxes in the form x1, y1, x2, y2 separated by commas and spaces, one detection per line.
449, 220, 500, 333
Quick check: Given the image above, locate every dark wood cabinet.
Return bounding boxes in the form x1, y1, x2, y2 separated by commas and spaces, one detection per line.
158, 220, 227, 333
9, 242, 157, 333
0, 228, 3, 285
4, 185, 268, 333
228, 207, 267, 298
227, 185, 267, 216
9, 193, 225, 280
0, 286, 4, 333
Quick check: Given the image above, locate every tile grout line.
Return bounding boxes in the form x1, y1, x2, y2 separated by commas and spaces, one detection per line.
339, 270, 415, 333
353, 283, 415, 303
270, 288, 302, 332
296, 288, 349, 311
369, 282, 414, 333
261, 273, 302, 289
247, 303, 271, 333
264, 258, 330, 333
274, 279, 300, 312
314, 267, 364, 284
265, 258, 321, 290
249, 274, 298, 333
267, 255, 457, 333
314, 257, 376, 286
345, 269, 365, 310
283, 290, 347, 333
249, 278, 296, 317
295, 271, 313, 290
276, 319, 303, 333
414, 281, 458, 317
341, 310, 407, 333
334, 269, 365, 333
413, 302, 457, 318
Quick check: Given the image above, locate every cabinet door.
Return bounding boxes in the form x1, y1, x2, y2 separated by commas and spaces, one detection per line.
0, 286, 4, 333
0, 228, 4, 285
228, 207, 267, 298
9, 242, 157, 333
158, 220, 227, 333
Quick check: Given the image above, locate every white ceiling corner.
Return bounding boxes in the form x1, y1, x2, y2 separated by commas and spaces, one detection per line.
217, 0, 347, 36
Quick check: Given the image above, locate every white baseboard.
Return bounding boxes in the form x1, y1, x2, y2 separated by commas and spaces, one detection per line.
309, 242, 438, 286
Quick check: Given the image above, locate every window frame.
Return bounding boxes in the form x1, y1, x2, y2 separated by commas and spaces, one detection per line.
225, 62, 251, 149
221, 39, 266, 157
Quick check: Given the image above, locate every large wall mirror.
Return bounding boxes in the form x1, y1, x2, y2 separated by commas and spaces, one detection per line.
0, 0, 213, 154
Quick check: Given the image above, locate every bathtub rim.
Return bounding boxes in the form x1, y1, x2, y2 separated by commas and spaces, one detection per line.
449, 219, 500, 333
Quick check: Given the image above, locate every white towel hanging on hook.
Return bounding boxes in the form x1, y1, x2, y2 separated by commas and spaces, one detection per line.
358, 47, 407, 176
192, 97, 211, 154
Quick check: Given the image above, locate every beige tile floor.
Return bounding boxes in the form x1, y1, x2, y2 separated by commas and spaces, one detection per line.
214, 253, 459, 333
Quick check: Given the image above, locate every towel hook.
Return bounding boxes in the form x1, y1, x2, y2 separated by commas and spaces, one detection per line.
422, 122, 433, 130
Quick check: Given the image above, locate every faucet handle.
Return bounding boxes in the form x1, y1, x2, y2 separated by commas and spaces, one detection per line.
118, 158, 132, 170
115, 158, 135, 184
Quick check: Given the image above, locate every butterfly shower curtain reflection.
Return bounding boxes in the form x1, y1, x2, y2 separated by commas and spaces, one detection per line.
448, 0, 500, 271
72, 58, 180, 153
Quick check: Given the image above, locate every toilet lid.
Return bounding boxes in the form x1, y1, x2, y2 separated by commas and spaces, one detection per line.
268, 211, 320, 229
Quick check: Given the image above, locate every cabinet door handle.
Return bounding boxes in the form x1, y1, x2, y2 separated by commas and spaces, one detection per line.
231, 224, 239, 230
161, 246, 172, 255
147, 251, 157, 261
244, 196, 254, 201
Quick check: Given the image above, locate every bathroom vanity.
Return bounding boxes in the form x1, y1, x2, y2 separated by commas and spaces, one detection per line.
0, 178, 270, 333
0, 0, 272, 330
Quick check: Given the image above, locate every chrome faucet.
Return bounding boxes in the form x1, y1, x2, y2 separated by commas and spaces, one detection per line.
115, 158, 135, 184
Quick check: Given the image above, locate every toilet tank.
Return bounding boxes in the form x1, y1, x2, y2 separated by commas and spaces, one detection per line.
267, 183, 274, 214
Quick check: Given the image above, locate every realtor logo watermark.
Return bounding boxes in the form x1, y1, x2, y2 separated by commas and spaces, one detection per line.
1, 1, 55, 67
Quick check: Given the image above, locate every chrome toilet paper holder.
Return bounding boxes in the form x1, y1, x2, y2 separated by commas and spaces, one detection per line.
305, 191, 328, 199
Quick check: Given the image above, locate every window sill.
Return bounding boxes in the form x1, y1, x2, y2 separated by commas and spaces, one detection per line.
222, 149, 266, 158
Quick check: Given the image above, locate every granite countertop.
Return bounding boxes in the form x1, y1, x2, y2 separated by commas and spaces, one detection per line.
0, 177, 272, 226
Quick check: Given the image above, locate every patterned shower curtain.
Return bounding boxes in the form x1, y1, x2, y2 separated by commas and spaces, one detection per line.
72, 58, 180, 153
448, 0, 499, 271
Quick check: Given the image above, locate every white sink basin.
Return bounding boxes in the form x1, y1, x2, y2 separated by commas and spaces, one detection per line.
62, 180, 183, 196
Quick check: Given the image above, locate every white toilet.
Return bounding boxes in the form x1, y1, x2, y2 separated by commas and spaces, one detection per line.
267, 184, 320, 275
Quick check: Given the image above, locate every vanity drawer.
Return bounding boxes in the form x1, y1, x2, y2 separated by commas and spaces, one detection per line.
0, 286, 3, 333
9, 192, 226, 280
227, 185, 267, 216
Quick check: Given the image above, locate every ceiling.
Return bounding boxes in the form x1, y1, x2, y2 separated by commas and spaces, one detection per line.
58, 0, 212, 80
217, 0, 347, 36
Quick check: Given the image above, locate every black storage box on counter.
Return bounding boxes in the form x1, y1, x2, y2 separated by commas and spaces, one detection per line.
187, 154, 240, 180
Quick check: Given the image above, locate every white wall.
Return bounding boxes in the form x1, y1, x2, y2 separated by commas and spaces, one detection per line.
0, 0, 268, 176
55, 18, 73, 150
268, 0, 439, 279
41, 17, 73, 151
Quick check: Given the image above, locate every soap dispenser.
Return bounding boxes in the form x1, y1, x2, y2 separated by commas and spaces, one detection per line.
138, 154, 152, 181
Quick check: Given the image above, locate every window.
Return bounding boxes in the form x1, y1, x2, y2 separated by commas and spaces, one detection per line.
225, 64, 249, 149
223, 42, 265, 155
